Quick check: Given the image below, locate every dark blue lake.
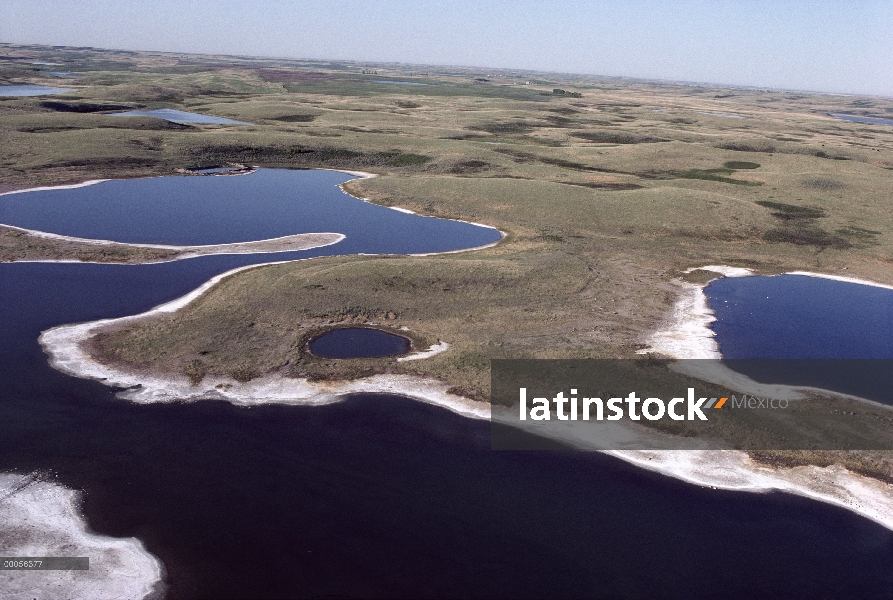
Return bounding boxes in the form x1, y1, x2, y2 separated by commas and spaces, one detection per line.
310, 327, 410, 358
707, 274, 893, 401
109, 108, 250, 125
1, 174, 892, 598
0, 169, 498, 253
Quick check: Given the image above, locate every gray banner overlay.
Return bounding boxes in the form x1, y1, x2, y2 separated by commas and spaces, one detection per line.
490, 359, 893, 450
1, 557, 89, 570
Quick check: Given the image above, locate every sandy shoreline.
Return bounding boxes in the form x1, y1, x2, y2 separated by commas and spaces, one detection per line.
0, 472, 164, 599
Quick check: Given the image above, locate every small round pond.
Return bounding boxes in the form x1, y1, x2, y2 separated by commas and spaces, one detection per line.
309, 327, 410, 358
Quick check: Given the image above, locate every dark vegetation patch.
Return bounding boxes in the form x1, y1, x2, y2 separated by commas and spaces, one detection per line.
184, 144, 431, 169
801, 177, 845, 190
448, 160, 491, 174
256, 68, 334, 82
715, 140, 777, 153
488, 148, 538, 163
572, 131, 668, 144
19, 126, 84, 133
755, 200, 826, 220
676, 169, 761, 186
550, 88, 582, 98
42, 157, 163, 169
109, 119, 195, 131
545, 107, 580, 115
717, 140, 851, 161
198, 90, 256, 99
668, 117, 697, 124
122, 86, 186, 103
836, 225, 881, 242
558, 181, 643, 191
762, 227, 852, 249
334, 125, 401, 134
489, 147, 621, 173
271, 114, 318, 123
395, 101, 421, 108
593, 102, 641, 109
788, 148, 851, 160
40, 100, 134, 113
469, 120, 544, 134
387, 153, 431, 167
754, 200, 874, 250
542, 115, 577, 127
442, 133, 493, 141
723, 161, 760, 169
32, 118, 193, 132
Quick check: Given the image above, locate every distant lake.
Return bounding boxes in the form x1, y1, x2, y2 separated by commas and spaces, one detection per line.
363, 80, 431, 86
830, 113, 893, 126
109, 108, 250, 125
0, 84, 72, 97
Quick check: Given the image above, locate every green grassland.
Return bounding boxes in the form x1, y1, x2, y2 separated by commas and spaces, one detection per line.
4, 44, 893, 479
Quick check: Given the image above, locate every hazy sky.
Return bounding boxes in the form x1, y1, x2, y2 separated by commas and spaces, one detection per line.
3, 0, 891, 96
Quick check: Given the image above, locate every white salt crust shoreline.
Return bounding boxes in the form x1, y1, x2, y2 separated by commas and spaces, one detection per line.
0, 473, 164, 600
397, 341, 451, 362
39, 257, 893, 533
4, 224, 346, 264
0, 179, 108, 196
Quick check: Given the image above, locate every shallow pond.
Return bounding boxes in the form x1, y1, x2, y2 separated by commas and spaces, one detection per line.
0, 84, 72, 96
309, 327, 410, 358
108, 108, 250, 125
829, 113, 893, 126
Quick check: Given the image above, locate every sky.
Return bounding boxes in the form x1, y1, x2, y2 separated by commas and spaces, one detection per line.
2, 0, 892, 96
